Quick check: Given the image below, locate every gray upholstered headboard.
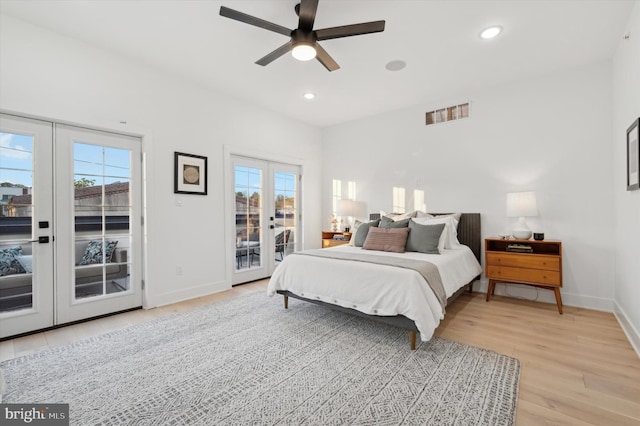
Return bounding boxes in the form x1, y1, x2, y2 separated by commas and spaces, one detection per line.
368, 213, 481, 265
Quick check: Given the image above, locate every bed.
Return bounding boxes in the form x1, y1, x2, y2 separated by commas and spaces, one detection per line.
267, 213, 481, 349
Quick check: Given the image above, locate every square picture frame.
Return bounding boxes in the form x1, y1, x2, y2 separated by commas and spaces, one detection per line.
174, 152, 208, 195
627, 118, 639, 191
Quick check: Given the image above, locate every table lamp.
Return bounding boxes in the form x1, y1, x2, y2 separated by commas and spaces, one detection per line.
337, 199, 356, 232
506, 191, 537, 240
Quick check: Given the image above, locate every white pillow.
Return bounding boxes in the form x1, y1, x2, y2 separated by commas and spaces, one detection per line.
415, 211, 433, 219
434, 212, 462, 222
349, 220, 363, 246
412, 216, 462, 249
380, 210, 415, 221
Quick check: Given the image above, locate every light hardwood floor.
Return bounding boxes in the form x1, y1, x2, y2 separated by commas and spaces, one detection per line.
1, 280, 638, 425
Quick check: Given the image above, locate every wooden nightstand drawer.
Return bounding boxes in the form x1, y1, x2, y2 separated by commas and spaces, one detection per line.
487, 265, 561, 286
486, 252, 560, 271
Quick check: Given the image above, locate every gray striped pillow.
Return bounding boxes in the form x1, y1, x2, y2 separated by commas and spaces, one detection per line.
362, 227, 410, 253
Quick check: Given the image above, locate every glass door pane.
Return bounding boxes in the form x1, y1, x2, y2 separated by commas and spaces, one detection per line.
73, 143, 131, 300
273, 171, 296, 263
234, 165, 262, 272
0, 132, 34, 312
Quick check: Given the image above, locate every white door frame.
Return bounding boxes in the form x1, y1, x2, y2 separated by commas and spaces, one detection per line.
223, 145, 304, 286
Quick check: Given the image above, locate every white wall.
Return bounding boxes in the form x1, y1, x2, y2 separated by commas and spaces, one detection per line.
0, 14, 323, 307
322, 61, 616, 311
612, 1, 640, 353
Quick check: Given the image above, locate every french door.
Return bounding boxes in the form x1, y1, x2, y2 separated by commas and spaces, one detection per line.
231, 156, 300, 285
0, 115, 54, 337
0, 114, 142, 338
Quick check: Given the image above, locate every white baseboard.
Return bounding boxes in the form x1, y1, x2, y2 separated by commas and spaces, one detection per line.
614, 302, 640, 359
474, 280, 614, 311
561, 292, 615, 312
144, 280, 229, 308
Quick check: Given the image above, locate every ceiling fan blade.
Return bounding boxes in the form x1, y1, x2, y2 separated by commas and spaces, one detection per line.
297, 0, 319, 32
315, 43, 340, 72
316, 20, 386, 41
255, 41, 293, 66
220, 6, 292, 37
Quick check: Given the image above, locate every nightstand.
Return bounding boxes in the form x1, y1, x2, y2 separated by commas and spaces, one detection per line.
485, 238, 563, 314
322, 231, 352, 248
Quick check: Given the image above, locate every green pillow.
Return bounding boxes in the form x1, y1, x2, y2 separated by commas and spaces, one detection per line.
405, 222, 446, 254
352, 219, 380, 247
379, 216, 410, 229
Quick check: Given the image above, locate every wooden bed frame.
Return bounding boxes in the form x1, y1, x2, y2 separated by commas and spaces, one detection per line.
276, 213, 481, 349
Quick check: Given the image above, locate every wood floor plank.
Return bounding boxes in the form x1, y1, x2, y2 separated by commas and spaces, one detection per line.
583, 372, 640, 403
69, 317, 109, 340
11, 333, 48, 357
522, 369, 640, 421
43, 326, 79, 348
516, 399, 596, 426
0, 340, 14, 363
519, 382, 640, 426
576, 334, 639, 353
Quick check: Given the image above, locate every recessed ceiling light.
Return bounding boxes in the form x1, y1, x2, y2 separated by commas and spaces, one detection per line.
385, 60, 407, 71
480, 26, 502, 39
303, 92, 316, 100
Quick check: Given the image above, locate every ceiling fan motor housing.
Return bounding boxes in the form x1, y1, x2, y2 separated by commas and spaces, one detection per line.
292, 29, 317, 46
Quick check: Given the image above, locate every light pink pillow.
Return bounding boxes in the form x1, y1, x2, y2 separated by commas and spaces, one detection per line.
362, 227, 410, 253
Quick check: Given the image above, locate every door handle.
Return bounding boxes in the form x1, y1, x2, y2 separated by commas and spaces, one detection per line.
270, 225, 275, 229
30, 236, 50, 243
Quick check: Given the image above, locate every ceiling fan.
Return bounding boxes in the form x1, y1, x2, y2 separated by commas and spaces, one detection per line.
219, 0, 385, 72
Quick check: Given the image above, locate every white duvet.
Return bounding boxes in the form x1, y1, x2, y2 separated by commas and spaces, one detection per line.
267, 245, 482, 342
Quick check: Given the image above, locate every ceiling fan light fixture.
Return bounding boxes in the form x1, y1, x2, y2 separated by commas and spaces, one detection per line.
292, 42, 317, 61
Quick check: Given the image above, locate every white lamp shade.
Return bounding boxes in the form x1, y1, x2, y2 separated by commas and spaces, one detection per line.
336, 199, 356, 217
506, 192, 538, 217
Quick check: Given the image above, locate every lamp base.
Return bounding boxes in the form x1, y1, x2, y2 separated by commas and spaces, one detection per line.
512, 217, 532, 240
512, 229, 532, 240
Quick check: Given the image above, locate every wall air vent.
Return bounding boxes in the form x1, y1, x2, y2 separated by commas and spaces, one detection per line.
425, 102, 469, 126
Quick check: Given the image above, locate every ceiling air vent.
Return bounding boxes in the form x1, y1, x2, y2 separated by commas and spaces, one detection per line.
425, 102, 469, 126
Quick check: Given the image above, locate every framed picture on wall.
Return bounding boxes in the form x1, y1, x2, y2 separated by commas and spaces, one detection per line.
174, 152, 208, 195
627, 118, 639, 191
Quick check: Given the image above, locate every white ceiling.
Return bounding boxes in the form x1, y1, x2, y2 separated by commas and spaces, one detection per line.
0, 0, 634, 127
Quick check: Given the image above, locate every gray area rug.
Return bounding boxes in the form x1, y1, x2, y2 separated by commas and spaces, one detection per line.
1, 292, 520, 425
